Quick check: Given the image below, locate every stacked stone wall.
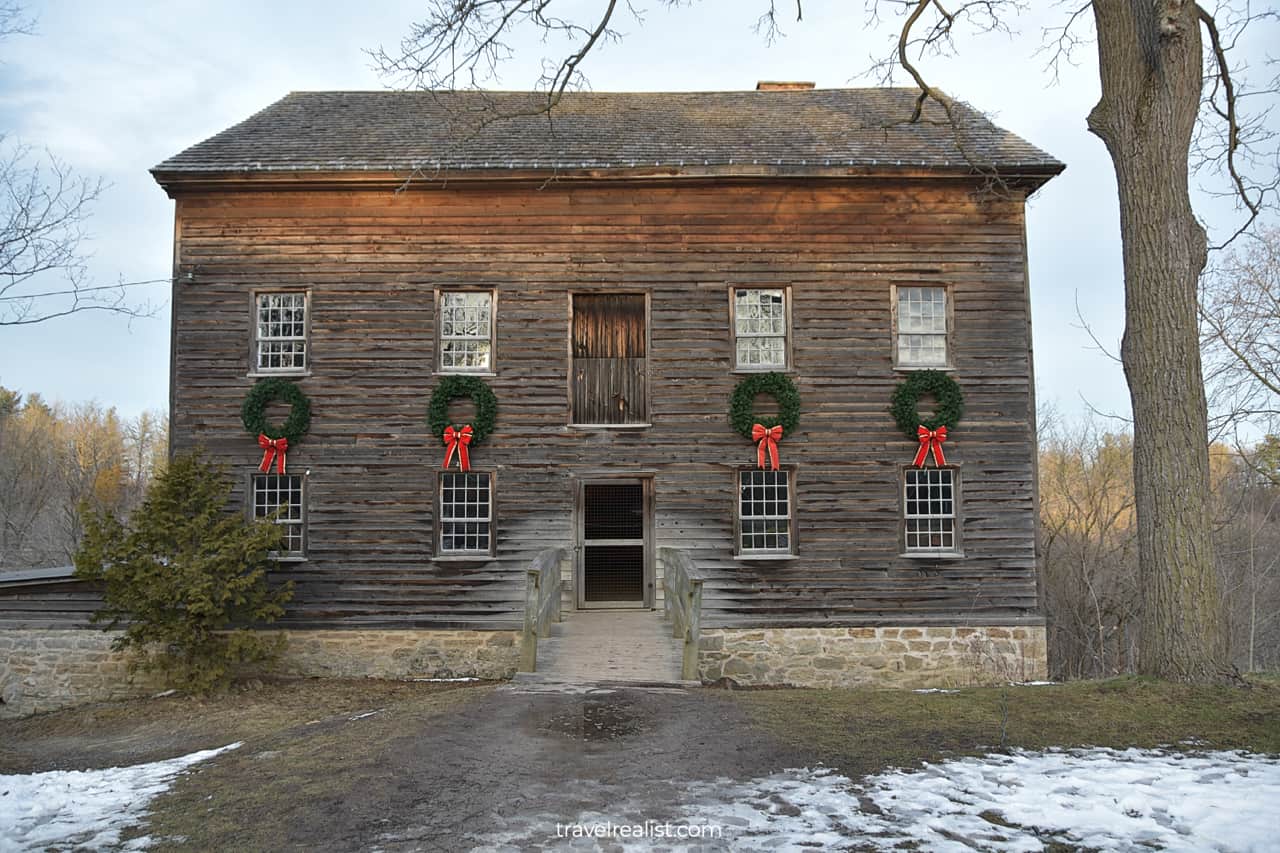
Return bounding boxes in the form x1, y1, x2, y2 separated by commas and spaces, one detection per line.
0, 628, 520, 718
698, 625, 1048, 688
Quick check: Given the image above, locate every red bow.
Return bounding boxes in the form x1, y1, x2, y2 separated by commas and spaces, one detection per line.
257, 434, 288, 474
913, 425, 948, 467
751, 424, 784, 471
443, 425, 474, 472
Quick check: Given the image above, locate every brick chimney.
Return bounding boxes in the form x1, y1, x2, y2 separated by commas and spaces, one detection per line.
755, 81, 816, 91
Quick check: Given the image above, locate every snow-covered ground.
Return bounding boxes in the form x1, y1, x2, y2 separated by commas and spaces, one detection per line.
6, 743, 1278, 851
472, 747, 1280, 852
0, 743, 239, 852
678, 747, 1280, 852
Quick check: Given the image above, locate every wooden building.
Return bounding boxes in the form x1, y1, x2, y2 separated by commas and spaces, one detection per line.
143, 86, 1062, 686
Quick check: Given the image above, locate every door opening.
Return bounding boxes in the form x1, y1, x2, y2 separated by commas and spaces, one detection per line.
579, 481, 648, 608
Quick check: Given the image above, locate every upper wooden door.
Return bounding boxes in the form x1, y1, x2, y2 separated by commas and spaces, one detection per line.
571, 294, 647, 425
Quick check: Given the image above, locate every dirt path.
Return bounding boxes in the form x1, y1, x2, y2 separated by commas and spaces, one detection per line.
124, 681, 803, 851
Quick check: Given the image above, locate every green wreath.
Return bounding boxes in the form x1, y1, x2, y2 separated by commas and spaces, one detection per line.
890, 370, 964, 438
428, 375, 498, 444
241, 378, 312, 443
730, 372, 801, 439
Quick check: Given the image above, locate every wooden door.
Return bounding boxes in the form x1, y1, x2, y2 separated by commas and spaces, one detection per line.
571, 294, 647, 425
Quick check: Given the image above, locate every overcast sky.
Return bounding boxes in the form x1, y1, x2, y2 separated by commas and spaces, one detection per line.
1, 0, 1271, 422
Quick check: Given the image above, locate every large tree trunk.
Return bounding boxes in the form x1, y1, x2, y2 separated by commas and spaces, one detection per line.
1086, 0, 1228, 681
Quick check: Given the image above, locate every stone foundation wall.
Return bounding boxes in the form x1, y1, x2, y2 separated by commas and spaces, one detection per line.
0, 630, 163, 719
270, 629, 521, 680
698, 625, 1047, 688
0, 628, 520, 719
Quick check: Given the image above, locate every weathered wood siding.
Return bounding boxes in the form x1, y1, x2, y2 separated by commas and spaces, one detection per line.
0, 574, 102, 628
168, 178, 1040, 630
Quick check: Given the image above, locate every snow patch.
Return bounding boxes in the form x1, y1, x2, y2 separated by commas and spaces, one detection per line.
677, 747, 1280, 851
0, 743, 240, 852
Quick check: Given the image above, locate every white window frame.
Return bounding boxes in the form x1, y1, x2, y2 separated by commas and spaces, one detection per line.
892, 285, 952, 369
437, 471, 495, 557
436, 290, 496, 374
251, 291, 309, 375
901, 466, 963, 557
251, 473, 306, 559
735, 467, 795, 558
730, 287, 791, 371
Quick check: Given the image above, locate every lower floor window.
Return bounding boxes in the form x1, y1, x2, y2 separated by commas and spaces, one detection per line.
738, 469, 792, 555
440, 472, 492, 554
904, 467, 958, 553
253, 474, 305, 556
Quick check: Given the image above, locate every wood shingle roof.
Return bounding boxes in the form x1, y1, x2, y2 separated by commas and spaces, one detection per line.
152, 88, 1063, 184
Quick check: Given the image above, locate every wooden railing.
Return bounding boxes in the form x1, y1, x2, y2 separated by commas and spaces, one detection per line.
660, 547, 704, 681
519, 547, 566, 672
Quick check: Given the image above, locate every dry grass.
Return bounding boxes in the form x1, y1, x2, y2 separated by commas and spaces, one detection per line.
736, 675, 1280, 778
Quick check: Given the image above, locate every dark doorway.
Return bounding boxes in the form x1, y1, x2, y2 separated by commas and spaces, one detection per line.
579, 481, 647, 607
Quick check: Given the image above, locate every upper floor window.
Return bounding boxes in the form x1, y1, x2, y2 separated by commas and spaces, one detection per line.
903, 467, 960, 555
253, 473, 305, 558
737, 468, 794, 556
732, 288, 789, 370
255, 292, 308, 373
895, 286, 949, 368
438, 291, 495, 373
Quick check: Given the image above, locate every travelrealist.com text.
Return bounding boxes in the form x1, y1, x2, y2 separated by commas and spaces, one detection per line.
554, 821, 724, 840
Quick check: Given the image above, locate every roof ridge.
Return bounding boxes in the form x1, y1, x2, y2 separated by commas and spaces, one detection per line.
277, 87, 932, 95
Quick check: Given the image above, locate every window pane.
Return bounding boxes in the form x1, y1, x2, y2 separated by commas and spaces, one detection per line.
734, 289, 787, 369
903, 468, 957, 552
897, 287, 947, 366
439, 292, 493, 371
739, 469, 792, 554
253, 474, 304, 555
440, 472, 492, 553
255, 293, 307, 371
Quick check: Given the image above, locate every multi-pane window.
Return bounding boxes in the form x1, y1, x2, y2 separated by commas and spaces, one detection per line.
253, 474, 305, 557
896, 286, 948, 367
439, 291, 493, 372
738, 469, 792, 555
439, 472, 492, 554
903, 467, 959, 553
733, 288, 788, 369
255, 293, 308, 372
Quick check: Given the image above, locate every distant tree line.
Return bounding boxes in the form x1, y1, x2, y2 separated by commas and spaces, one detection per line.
0, 384, 166, 570
1040, 412, 1280, 677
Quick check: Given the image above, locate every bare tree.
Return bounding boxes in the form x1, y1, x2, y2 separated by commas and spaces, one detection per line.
1211, 440, 1280, 672
1040, 414, 1140, 679
1201, 226, 1280, 452
373, 1, 1279, 683
0, 3, 153, 326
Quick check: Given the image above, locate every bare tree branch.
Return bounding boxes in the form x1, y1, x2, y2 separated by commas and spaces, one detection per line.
1200, 225, 1280, 439
0, 1, 34, 39
0, 138, 156, 325
0, 4, 156, 326
1038, 2, 1094, 84
1192, 2, 1280, 250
